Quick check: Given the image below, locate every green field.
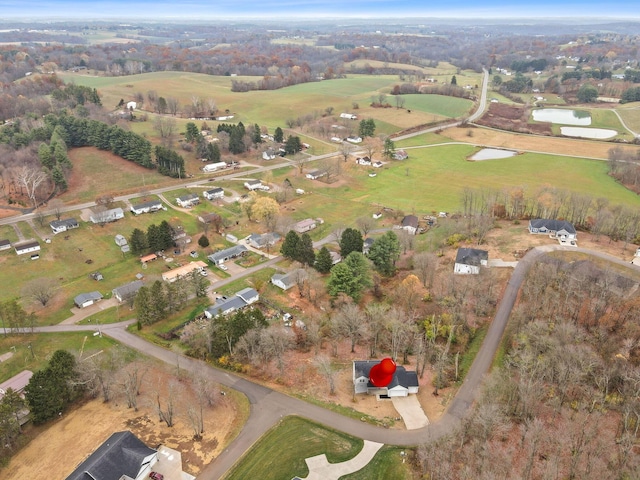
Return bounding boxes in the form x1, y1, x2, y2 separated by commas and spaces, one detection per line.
0, 332, 122, 384
616, 104, 640, 133
57, 72, 477, 131
223, 416, 412, 480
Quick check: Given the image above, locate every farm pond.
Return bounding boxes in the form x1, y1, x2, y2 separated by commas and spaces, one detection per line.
532, 108, 592, 126
560, 127, 617, 139
470, 148, 517, 160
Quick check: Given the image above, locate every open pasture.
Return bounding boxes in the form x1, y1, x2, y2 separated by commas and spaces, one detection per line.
58, 71, 477, 130
297, 143, 640, 214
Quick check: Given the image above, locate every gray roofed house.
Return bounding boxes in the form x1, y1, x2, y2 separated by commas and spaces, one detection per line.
0, 239, 11, 251
74, 291, 104, 308
207, 245, 247, 265
271, 269, 306, 291
112, 280, 144, 303
454, 248, 488, 275
130, 199, 163, 215
176, 192, 200, 208
50, 218, 79, 234
528, 219, 577, 241
352, 360, 419, 397
363, 237, 375, 254
65, 431, 156, 480
205, 296, 248, 318
203, 187, 224, 200
246, 232, 281, 249
236, 287, 259, 304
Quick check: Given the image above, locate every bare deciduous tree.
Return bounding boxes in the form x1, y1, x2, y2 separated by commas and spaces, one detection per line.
22, 277, 58, 307
315, 355, 339, 395
412, 252, 438, 288
14, 165, 47, 209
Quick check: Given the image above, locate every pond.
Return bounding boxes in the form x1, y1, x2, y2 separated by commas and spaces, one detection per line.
470, 148, 517, 161
532, 108, 592, 126
560, 127, 617, 139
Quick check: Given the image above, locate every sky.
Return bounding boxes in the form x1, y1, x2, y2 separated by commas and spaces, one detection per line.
1, 0, 639, 21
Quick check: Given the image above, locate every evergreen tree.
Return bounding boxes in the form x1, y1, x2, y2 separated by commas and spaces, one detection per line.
38, 143, 54, 170
51, 165, 67, 191
134, 286, 154, 325
158, 221, 174, 250
451, 75, 457, 85
383, 137, 396, 160
147, 224, 162, 252
198, 235, 210, 248
296, 233, 316, 266
339, 228, 364, 258
274, 126, 284, 143
358, 118, 376, 138
315, 246, 333, 274
368, 230, 400, 276
229, 127, 245, 154
150, 280, 168, 322
252, 123, 262, 144
24, 350, 79, 424
327, 262, 359, 300
208, 142, 221, 162
284, 135, 302, 154
185, 122, 199, 143
281, 230, 300, 260
129, 228, 149, 255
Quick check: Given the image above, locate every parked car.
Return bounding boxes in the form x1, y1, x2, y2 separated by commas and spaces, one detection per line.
149, 473, 164, 480
218, 264, 228, 271
190, 250, 198, 258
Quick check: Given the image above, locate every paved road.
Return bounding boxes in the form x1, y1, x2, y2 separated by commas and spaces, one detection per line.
10, 244, 638, 479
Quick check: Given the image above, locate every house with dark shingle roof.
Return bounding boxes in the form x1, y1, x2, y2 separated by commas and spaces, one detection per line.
50, 218, 79, 234
65, 431, 156, 480
0, 239, 11, 251
207, 245, 247, 265
528, 219, 577, 241
112, 280, 144, 303
352, 360, 419, 397
454, 248, 488, 275
130, 199, 164, 215
401, 215, 419, 235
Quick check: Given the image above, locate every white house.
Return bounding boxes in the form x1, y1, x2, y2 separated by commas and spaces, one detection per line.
401, 215, 419, 235
353, 360, 419, 398
130, 200, 164, 215
126, 101, 137, 110
112, 280, 144, 303
244, 180, 269, 191
49, 218, 79, 234
203, 187, 224, 200
346, 136, 362, 144
271, 269, 306, 291
454, 248, 488, 275
340, 113, 357, 120
207, 245, 247, 265
90, 207, 124, 224
246, 232, 280, 249
176, 193, 199, 208
305, 169, 327, 180
293, 218, 317, 233
262, 149, 277, 160
356, 156, 372, 166
73, 291, 103, 308
528, 219, 577, 243
14, 240, 40, 256
0, 239, 10, 251
204, 288, 259, 318
393, 149, 409, 160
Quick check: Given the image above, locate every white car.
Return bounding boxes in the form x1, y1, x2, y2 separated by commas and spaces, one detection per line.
218, 264, 228, 271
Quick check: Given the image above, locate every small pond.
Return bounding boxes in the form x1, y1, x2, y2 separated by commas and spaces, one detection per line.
560, 127, 617, 139
470, 148, 517, 161
532, 108, 592, 126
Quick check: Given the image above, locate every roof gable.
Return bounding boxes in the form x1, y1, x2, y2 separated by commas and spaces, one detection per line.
455, 247, 488, 266
66, 431, 156, 480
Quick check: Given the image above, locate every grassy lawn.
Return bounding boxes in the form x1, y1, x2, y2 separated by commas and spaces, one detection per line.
616, 104, 640, 132
223, 416, 365, 480
0, 332, 121, 383
341, 446, 414, 480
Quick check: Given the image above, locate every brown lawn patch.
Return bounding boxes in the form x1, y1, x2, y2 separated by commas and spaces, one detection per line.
0, 362, 242, 479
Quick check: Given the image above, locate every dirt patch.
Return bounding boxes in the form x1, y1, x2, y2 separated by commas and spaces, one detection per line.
475, 103, 552, 136
0, 363, 241, 480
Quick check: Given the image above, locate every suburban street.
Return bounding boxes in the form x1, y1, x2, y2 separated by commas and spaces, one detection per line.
8, 241, 638, 479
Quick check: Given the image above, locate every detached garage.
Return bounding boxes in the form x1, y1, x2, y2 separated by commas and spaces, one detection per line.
74, 291, 103, 309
